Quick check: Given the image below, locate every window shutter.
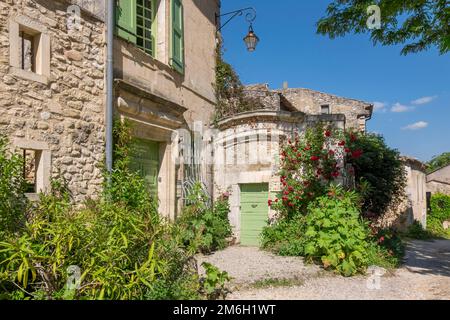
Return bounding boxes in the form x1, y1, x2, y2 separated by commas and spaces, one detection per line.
171, 0, 184, 73
116, 0, 137, 44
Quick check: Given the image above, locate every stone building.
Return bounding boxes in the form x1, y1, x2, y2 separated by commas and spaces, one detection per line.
212, 83, 371, 245
243, 83, 373, 132
0, 0, 106, 203
427, 164, 450, 195
113, 0, 219, 218
0, 0, 219, 216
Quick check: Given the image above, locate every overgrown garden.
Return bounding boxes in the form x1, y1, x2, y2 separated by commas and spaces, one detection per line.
0, 121, 232, 300
262, 125, 406, 276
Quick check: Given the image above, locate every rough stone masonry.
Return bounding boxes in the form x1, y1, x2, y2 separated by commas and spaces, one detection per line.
0, 0, 106, 202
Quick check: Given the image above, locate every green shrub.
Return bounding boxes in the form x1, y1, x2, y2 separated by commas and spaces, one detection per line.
428, 193, 450, 238
367, 228, 404, 269
261, 215, 307, 256
303, 188, 370, 276
0, 136, 28, 239
177, 184, 232, 254
403, 221, 435, 240
199, 262, 231, 300
343, 131, 407, 219
0, 125, 227, 300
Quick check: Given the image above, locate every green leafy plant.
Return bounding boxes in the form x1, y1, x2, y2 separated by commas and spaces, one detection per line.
199, 262, 230, 300
343, 131, 407, 220
177, 184, 232, 254
303, 187, 370, 276
261, 215, 307, 256
0, 125, 207, 300
317, 0, 450, 55
0, 136, 28, 239
428, 193, 450, 238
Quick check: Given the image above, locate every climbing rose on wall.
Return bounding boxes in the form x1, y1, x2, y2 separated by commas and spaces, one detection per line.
269, 124, 347, 218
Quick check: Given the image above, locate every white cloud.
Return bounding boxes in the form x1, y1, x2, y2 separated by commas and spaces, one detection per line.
411, 96, 437, 105
391, 103, 411, 113
402, 121, 429, 131
373, 101, 387, 112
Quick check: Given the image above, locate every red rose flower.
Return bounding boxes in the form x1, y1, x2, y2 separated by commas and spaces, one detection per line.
310, 156, 320, 161
325, 130, 332, 137
331, 171, 340, 178
351, 149, 363, 159
338, 141, 346, 146
268, 200, 273, 206
345, 148, 351, 153
328, 150, 335, 156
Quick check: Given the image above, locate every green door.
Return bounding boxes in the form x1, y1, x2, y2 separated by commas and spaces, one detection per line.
130, 138, 160, 197
240, 183, 269, 246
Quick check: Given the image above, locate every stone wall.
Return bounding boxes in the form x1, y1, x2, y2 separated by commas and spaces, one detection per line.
427, 165, 450, 195
242, 85, 373, 131
277, 88, 373, 131
0, 0, 106, 202
377, 157, 428, 230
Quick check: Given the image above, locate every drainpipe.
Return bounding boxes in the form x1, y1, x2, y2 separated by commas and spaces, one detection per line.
105, 0, 114, 174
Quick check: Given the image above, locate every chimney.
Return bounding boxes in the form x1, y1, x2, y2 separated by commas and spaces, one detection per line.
283, 81, 288, 90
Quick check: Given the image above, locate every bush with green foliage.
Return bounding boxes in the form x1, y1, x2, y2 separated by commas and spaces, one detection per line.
0, 136, 28, 239
176, 184, 232, 254
343, 131, 407, 219
261, 215, 307, 257
428, 193, 450, 238
0, 122, 229, 300
302, 187, 370, 276
262, 125, 406, 275
199, 262, 231, 300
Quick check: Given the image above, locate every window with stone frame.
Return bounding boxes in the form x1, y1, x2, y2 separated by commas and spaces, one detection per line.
22, 149, 38, 193
14, 139, 51, 196
9, 16, 50, 84
321, 104, 331, 115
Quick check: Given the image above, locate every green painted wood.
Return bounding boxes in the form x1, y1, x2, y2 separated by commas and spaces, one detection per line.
129, 138, 159, 197
171, 0, 184, 73
240, 183, 269, 246
116, 0, 137, 43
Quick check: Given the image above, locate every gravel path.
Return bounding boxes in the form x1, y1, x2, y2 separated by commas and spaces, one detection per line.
197, 240, 450, 300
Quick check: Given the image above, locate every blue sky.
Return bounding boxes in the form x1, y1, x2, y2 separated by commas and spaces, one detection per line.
220, 0, 450, 162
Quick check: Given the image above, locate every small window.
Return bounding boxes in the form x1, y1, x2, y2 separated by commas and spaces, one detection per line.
22, 149, 38, 193
14, 139, 51, 196
19, 30, 36, 72
9, 16, 50, 84
321, 105, 330, 115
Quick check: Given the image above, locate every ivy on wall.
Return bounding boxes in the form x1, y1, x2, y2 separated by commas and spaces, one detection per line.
214, 43, 263, 123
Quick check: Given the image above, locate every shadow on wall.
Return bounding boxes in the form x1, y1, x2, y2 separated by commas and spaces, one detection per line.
404, 240, 450, 277
192, 0, 218, 26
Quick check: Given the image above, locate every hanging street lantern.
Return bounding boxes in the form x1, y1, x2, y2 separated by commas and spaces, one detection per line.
243, 24, 259, 52
215, 7, 259, 52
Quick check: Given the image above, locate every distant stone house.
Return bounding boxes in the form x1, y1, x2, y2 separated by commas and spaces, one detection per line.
427, 164, 450, 195
0, 0, 219, 217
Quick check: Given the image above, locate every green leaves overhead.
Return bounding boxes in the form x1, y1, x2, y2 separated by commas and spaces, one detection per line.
317, 0, 450, 55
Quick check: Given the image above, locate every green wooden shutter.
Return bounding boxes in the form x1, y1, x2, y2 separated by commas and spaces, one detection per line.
171, 0, 184, 73
116, 0, 137, 44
